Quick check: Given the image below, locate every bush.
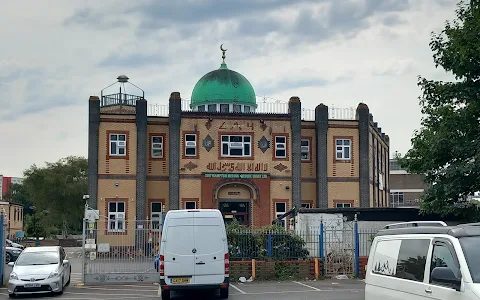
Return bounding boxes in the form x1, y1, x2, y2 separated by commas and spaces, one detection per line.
226, 220, 309, 261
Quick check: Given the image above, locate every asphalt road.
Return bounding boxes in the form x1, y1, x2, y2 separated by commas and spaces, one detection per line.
0, 279, 365, 299
1, 248, 365, 299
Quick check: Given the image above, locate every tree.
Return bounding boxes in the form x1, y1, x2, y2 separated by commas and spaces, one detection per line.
2, 183, 34, 215
398, 0, 480, 220
22, 156, 87, 237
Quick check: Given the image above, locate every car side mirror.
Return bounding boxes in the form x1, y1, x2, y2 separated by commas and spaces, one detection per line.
7, 262, 14, 267
62, 259, 69, 265
431, 267, 461, 291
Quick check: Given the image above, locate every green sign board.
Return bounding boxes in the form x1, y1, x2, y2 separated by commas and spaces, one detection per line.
204, 173, 268, 179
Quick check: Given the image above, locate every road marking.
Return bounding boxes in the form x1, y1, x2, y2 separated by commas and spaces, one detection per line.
157, 285, 161, 296
293, 281, 321, 291
230, 283, 247, 294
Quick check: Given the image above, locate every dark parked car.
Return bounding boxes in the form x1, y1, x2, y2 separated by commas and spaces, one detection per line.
5, 246, 23, 264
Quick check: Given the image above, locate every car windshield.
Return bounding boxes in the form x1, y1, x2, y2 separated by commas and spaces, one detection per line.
460, 236, 480, 283
15, 251, 59, 266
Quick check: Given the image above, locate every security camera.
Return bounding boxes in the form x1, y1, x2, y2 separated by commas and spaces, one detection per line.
83, 195, 90, 200
115, 182, 119, 187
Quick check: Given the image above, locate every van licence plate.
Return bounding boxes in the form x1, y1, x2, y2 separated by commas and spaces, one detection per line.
24, 283, 41, 288
171, 278, 190, 284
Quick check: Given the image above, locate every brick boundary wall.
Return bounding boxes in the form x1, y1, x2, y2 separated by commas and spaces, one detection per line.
230, 259, 320, 281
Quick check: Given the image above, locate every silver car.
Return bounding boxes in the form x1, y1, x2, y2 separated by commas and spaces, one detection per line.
7, 246, 71, 297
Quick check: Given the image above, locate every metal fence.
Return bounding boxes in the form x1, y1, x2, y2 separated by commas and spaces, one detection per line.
82, 219, 161, 285
227, 221, 379, 277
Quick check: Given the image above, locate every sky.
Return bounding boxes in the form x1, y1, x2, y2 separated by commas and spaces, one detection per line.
0, 0, 459, 177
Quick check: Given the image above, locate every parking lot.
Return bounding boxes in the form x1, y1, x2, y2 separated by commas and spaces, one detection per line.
0, 279, 365, 299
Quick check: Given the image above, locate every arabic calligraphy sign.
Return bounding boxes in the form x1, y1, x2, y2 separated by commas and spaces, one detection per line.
206, 162, 268, 172
204, 173, 268, 179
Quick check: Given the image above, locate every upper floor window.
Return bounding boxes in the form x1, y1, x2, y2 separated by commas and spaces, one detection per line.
335, 138, 351, 160
221, 135, 251, 157
198, 105, 205, 112
390, 192, 404, 207
185, 134, 197, 157
275, 136, 287, 158
233, 104, 241, 113
244, 106, 251, 113
301, 139, 310, 161
151, 136, 164, 159
110, 133, 126, 156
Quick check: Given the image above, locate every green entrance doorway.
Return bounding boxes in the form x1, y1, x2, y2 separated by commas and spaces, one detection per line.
219, 200, 250, 226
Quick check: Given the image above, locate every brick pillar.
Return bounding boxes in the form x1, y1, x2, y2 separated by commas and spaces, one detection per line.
385, 135, 390, 207
289, 97, 302, 209
169, 92, 182, 210
136, 99, 147, 220
87, 96, 100, 209
356, 103, 370, 208
315, 104, 328, 208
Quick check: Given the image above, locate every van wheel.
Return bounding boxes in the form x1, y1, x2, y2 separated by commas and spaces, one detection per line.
219, 287, 229, 299
161, 290, 170, 300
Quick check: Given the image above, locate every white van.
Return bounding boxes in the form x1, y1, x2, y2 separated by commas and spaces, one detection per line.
365, 223, 480, 299
158, 209, 230, 299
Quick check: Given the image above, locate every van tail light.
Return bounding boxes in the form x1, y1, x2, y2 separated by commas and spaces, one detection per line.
224, 253, 230, 275
160, 255, 165, 276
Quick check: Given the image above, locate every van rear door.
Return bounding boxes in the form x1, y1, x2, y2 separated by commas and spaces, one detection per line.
193, 211, 226, 285
164, 216, 195, 281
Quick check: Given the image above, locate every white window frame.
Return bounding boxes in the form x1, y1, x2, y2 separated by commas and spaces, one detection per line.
185, 134, 197, 157
275, 136, 287, 158
301, 139, 310, 161
151, 135, 164, 159
108, 201, 126, 232
275, 202, 287, 229
150, 202, 163, 232
301, 203, 311, 208
109, 133, 127, 156
335, 202, 352, 208
221, 135, 252, 157
184, 201, 197, 209
335, 138, 351, 160
390, 192, 404, 207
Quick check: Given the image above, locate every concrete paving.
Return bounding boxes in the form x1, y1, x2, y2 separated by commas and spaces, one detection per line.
0, 279, 365, 299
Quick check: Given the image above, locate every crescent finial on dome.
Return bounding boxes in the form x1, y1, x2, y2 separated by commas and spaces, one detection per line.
220, 44, 227, 64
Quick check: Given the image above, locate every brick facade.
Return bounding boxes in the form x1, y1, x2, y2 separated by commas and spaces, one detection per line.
88, 93, 389, 240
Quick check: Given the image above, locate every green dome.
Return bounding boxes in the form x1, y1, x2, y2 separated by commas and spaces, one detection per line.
190, 62, 257, 108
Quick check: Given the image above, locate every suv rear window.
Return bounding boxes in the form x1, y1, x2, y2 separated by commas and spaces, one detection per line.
460, 236, 480, 283
371, 239, 430, 282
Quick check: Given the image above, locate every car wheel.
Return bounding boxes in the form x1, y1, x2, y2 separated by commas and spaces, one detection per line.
8, 293, 15, 298
5, 253, 11, 264
161, 290, 170, 300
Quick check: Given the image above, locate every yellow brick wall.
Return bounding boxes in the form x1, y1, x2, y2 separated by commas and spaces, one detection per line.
270, 180, 292, 220
328, 182, 360, 207
1, 204, 24, 237
301, 128, 316, 178
98, 121, 137, 175
146, 181, 169, 210
179, 118, 293, 174
327, 126, 359, 177
301, 182, 316, 207
97, 179, 136, 246
147, 124, 169, 176
179, 179, 202, 207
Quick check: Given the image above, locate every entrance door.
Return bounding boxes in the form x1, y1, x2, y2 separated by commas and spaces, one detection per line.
219, 201, 250, 226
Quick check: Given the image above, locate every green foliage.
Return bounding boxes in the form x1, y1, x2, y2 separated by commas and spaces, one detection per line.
274, 262, 300, 280
225, 219, 309, 261
398, 0, 480, 221
22, 156, 87, 236
3, 183, 34, 215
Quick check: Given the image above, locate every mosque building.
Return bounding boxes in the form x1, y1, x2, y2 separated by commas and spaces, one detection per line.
86, 46, 390, 239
